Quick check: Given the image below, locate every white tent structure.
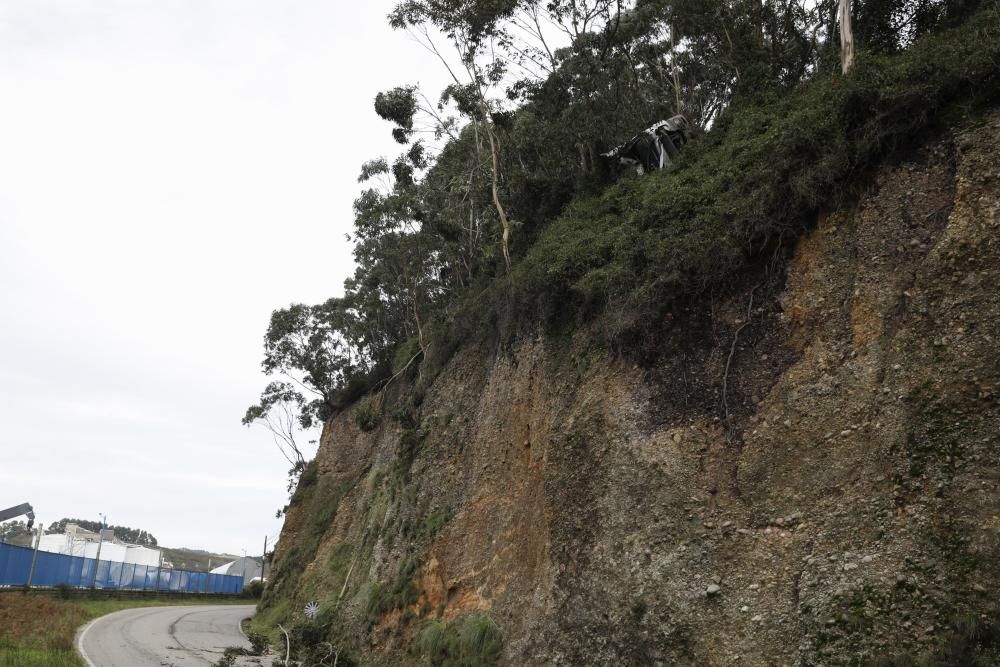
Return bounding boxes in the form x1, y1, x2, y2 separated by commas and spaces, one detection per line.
38, 531, 161, 567
210, 556, 262, 584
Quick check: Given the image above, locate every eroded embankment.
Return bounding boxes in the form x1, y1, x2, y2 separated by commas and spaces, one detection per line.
261, 113, 999, 665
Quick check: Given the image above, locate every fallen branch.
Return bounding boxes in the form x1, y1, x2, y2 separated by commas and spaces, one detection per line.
337, 557, 357, 603
278, 624, 291, 665
374, 350, 423, 397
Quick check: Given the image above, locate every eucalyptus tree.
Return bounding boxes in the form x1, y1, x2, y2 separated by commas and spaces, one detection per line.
245, 0, 972, 484
243, 299, 373, 473
387, 0, 524, 271
350, 129, 449, 368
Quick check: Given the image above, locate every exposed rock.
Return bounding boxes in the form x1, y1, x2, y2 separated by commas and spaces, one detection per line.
264, 112, 1000, 666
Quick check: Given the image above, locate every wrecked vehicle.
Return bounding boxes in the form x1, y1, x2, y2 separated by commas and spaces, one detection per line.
603, 114, 691, 175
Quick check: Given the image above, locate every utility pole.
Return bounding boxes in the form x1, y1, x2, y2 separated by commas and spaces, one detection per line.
261, 536, 268, 583
26, 521, 42, 588
91, 513, 106, 589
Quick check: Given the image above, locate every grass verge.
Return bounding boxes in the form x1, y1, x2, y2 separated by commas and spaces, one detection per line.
0, 591, 249, 667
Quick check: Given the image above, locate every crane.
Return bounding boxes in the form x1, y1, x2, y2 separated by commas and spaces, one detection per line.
0, 503, 35, 529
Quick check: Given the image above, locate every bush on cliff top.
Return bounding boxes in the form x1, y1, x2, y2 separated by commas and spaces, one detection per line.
478, 7, 1000, 345
248, 4, 999, 446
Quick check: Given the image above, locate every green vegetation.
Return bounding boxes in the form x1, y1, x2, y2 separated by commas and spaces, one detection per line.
242, 580, 265, 600
0, 521, 33, 547
871, 612, 1000, 666
509, 10, 999, 323
46, 518, 157, 547
247, 1, 999, 663
245, 2, 999, 453
259, 605, 359, 667
259, 468, 358, 621
212, 631, 269, 667
365, 559, 420, 625
416, 614, 503, 666
0, 592, 247, 667
353, 394, 383, 431
421, 511, 452, 540
247, 598, 289, 638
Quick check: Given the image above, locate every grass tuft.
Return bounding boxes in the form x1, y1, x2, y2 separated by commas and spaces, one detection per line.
416, 613, 503, 666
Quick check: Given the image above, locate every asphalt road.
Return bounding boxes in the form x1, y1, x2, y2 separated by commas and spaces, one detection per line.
77, 604, 255, 667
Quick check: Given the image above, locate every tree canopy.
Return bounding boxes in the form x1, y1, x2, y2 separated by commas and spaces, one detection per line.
46, 518, 158, 547
246, 0, 996, 457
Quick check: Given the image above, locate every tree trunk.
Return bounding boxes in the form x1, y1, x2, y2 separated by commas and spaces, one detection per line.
839, 0, 855, 75
478, 99, 512, 272
669, 24, 683, 116
412, 295, 428, 360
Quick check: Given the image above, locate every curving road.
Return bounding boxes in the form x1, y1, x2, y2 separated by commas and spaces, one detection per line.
77, 604, 255, 667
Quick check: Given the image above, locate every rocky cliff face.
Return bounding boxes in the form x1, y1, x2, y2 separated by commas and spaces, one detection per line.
262, 113, 999, 665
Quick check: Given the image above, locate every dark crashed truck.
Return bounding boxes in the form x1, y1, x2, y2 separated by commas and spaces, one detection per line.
603, 114, 691, 175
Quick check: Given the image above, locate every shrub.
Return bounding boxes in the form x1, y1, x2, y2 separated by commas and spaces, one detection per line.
417, 621, 451, 662
870, 612, 1000, 666
365, 560, 421, 625
247, 630, 269, 655
422, 511, 452, 539
353, 395, 383, 432
438, 8, 1000, 354
456, 614, 503, 666
243, 580, 264, 599
416, 614, 503, 666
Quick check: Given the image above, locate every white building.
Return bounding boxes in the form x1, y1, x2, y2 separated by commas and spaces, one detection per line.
38, 524, 161, 567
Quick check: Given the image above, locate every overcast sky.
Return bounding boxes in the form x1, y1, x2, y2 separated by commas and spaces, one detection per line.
0, 1, 448, 556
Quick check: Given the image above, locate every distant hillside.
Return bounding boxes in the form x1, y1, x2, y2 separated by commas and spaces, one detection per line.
160, 546, 239, 573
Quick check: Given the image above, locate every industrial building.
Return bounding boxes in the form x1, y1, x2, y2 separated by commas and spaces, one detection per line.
37, 523, 161, 567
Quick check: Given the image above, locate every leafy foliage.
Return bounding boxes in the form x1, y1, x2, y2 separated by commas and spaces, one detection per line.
447, 6, 1000, 349
46, 518, 157, 547
248, 6, 998, 664
0, 520, 33, 546
247, 0, 997, 484
417, 614, 504, 666
375, 85, 420, 144
365, 558, 420, 624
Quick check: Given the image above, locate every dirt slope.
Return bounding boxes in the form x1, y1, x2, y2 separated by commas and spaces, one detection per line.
262, 112, 999, 665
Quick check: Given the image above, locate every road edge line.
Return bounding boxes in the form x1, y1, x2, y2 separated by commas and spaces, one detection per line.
75, 605, 169, 667
75, 616, 99, 667
239, 617, 250, 639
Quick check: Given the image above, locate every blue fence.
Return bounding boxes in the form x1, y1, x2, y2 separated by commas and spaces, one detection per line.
0, 542, 243, 594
